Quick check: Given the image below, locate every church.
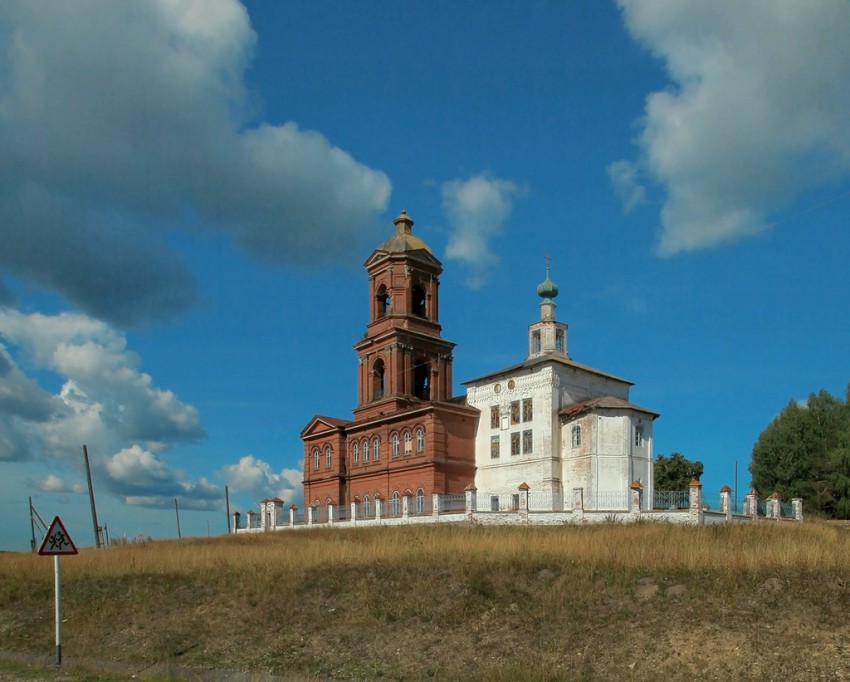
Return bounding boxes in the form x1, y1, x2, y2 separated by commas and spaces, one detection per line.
300, 209, 658, 517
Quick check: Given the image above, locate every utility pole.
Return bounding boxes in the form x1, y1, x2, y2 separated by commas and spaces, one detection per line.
225, 485, 231, 533
174, 498, 182, 539
83, 445, 102, 548
29, 497, 36, 552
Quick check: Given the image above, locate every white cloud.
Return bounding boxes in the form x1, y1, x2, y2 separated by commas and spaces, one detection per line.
442, 174, 524, 288
0, 0, 390, 326
615, 0, 850, 255
221, 454, 302, 505
607, 160, 646, 213
0, 310, 204, 457
31, 473, 84, 494
106, 445, 222, 510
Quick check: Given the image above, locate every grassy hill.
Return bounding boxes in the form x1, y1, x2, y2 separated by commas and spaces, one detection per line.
1, 522, 849, 681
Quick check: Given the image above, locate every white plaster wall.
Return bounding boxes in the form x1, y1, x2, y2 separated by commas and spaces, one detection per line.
467, 366, 561, 497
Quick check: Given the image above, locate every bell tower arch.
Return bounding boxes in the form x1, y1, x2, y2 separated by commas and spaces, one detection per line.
353, 210, 455, 419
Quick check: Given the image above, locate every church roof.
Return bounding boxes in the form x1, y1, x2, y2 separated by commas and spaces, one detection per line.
463, 353, 633, 387
560, 395, 659, 419
376, 209, 433, 254
300, 415, 353, 438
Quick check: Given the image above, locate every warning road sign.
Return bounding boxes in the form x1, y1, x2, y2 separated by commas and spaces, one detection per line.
38, 516, 78, 556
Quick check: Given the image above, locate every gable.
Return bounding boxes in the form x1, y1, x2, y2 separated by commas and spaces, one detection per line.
300, 415, 352, 439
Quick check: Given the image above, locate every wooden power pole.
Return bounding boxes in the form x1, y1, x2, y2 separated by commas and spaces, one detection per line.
82, 445, 102, 548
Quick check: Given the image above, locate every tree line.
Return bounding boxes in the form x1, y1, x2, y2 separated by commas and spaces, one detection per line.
750, 385, 850, 518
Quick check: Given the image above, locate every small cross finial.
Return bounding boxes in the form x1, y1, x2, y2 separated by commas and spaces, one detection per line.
545, 255, 551, 273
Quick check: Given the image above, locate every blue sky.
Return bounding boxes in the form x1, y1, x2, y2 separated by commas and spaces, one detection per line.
1, 1, 848, 550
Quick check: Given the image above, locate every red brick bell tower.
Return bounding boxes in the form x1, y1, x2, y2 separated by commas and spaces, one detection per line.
301, 210, 477, 517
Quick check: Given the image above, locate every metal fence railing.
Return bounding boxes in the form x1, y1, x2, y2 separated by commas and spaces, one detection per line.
583, 491, 630, 511
652, 490, 690, 509
440, 494, 466, 513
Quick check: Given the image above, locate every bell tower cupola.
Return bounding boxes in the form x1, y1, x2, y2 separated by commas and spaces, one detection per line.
528, 258, 569, 359
353, 210, 457, 420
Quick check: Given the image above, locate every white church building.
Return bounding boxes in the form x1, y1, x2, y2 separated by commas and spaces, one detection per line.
465, 266, 658, 511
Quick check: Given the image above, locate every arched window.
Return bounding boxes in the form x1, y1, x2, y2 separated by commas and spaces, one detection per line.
362, 438, 369, 463
313, 449, 320, 470
416, 488, 425, 514
376, 285, 391, 317
352, 442, 359, 465
363, 494, 371, 518
403, 431, 412, 455
373, 437, 380, 461
413, 360, 430, 400
391, 491, 400, 516
416, 428, 424, 453
412, 284, 426, 317
372, 359, 385, 400
635, 424, 644, 447
392, 433, 399, 458
325, 445, 332, 468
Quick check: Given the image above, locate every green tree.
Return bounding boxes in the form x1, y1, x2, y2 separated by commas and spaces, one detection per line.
750, 385, 850, 517
654, 452, 704, 491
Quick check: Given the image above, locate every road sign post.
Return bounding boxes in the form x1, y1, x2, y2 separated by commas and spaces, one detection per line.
38, 516, 78, 665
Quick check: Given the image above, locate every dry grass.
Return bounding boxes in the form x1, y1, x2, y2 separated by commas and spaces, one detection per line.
2, 521, 850, 681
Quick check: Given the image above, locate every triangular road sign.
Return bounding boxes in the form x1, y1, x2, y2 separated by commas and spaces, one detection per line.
38, 516, 78, 556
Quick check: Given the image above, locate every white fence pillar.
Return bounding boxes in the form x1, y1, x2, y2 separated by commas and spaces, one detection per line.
744, 489, 759, 519
432, 493, 441, 518
792, 497, 803, 522
767, 492, 782, 519
629, 481, 642, 518
688, 479, 703, 525
720, 485, 732, 520
465, 485, 477, 521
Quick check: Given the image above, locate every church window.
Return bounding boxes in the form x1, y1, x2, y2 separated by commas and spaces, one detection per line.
490, 435, 500, 459
511, 432, 520, 456
392, 434, 400, 458
490, 406, 499, 429
325, 446, 332, 468
522, 429, 533, 454
522, 399, 533, 422
373, 437, 380, 461
532, 330, 541, 353
363, 494, 371, 518
510, 401, 520, 425
416, 488, 426, 514
362, 438, 369, 463
571, 425, 582, 448
412, 284, 426, 317
413, 360, 430, 400
404, 431, 412, 455
416, 428, 424, 452
556, 330, 565, 353
635, 425, 644, 447
352, 442, 359, 465
372, 359, 385, 400
376, 285, 391, 318
391, 491, 401, 516
313, 449, 320, 470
